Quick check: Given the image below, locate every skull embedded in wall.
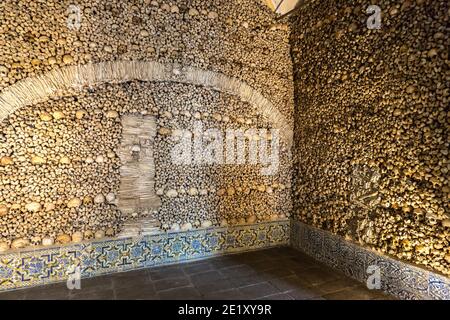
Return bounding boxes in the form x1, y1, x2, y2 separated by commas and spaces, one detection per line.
426, 212, 439, 225
131, 144, 141, 161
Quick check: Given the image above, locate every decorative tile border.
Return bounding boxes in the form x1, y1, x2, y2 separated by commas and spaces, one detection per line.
0, 221, 289, 292
291, 220, 450, 300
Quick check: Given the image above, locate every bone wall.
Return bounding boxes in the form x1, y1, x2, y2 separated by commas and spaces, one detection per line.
290, 0, 449, 275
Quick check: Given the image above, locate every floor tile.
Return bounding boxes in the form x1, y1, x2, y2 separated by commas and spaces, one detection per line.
24, 283, 72, 300
269, 275, 311, 293
112, 270, 152, 289
76, 274, 114, 292
261, 293, 294, 300
202, 289, 246, 300
322, 286, 382, 300
190, 270, 226, 287
154, 277, 191, 291
70, 289, 115, 300
157, 286, 201, 300
296, 267, 341, 286
287, 287, 322, 300
196, 279, 235, 294
183, 262, 213, 275
0, 289, 26, 300
149, 266, 185, 281
314, 278, 360, 295
209, 256, 244, 269
259, 267, 296, 279
220, 265, 256, 278
115, 284, 158, 300
228, 274, 267, 288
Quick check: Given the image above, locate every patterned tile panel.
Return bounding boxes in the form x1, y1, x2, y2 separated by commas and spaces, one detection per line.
291, 220, 450, 300
0, 221, 289, 292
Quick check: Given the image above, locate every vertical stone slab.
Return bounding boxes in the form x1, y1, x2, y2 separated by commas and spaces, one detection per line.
117, 114, 161, 219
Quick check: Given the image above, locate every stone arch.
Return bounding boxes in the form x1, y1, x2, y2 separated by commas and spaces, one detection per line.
0, 61, 293, 146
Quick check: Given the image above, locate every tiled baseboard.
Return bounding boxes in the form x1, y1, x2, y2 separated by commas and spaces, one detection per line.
0, 221, 289, 292
291, 220, 450, 300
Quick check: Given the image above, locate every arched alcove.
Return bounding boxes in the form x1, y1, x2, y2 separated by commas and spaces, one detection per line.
0, 61, 293, 146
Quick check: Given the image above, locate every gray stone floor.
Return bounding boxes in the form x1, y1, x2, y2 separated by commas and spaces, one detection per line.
0, 247, 394, 300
